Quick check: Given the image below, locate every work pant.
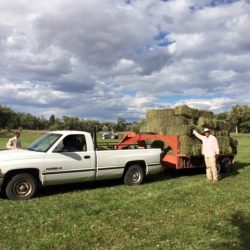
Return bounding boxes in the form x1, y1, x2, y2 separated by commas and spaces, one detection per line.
204, 156, 218, 181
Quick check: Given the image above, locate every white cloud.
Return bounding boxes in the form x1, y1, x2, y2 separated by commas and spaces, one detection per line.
0, 0, 250, 121
209, 69, 237, 82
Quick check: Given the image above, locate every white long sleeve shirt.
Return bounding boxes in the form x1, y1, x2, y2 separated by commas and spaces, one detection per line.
193, 130, 219, 157
6, 136, 22, 149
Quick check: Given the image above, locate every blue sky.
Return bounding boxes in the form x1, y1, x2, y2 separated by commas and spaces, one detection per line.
0, 0, 250, 121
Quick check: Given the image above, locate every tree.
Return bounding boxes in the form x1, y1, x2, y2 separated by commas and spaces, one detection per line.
114, 117, 127, 131
62, 116, 81, 130
0, 105, 14, 129
127, 119, 146, 133
49, 114, 56, 125
102, 125, 109, 132
215, 112, 228, 120
240, 121, 250, 133
229, 105, 250, 133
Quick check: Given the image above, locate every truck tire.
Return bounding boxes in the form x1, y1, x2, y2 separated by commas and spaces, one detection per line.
5, 173, 37, 200
124, 164, 144, 185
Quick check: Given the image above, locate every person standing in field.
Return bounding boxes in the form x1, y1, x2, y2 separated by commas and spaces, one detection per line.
193, 128, 220, 182
6, 130, 22, 149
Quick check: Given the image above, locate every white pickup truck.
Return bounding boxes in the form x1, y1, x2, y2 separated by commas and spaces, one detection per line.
0, 130, 162, 200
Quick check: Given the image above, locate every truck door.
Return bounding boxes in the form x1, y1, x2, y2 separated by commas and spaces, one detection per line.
43, 134, 96, 185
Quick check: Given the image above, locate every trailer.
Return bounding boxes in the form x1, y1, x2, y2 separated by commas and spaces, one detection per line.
115, 132, 235, 173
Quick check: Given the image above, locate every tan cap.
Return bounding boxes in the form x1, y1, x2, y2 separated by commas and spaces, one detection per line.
203, 128, 210, 134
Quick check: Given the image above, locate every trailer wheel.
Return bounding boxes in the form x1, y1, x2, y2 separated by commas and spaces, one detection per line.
124, 164, 144, 185
5, 173, 37, 200
221, 157, 233, 173
216, 162, 222, 174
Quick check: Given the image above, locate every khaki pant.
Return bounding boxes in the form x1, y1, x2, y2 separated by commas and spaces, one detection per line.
204, 156, 218, 181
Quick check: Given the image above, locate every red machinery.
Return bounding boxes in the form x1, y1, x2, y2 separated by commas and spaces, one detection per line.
116, 132, 234, 171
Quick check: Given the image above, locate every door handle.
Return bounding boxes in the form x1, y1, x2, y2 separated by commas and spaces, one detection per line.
46, 167, 62, 170
84, 155, 91, 159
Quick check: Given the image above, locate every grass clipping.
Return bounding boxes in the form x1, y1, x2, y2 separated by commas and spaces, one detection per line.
142, 105, 236, 156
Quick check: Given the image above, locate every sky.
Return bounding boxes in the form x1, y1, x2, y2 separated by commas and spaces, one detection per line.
0, 0, 250, 121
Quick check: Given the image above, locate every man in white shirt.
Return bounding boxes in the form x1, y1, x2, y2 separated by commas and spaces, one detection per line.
193, 128, 220, 182
6, 130, 22, 149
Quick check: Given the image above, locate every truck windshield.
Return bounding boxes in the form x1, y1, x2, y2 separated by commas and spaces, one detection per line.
27, 133, 62, 152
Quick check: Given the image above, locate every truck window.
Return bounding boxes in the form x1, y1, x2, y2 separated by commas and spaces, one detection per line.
56, 134, 87, 152
27, 133, 62, 152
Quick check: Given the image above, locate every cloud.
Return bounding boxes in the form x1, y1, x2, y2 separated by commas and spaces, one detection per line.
0, 0, 250, 121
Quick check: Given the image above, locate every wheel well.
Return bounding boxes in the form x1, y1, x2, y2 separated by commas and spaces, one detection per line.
2, 169, 41, 189
123, 161, 146, 176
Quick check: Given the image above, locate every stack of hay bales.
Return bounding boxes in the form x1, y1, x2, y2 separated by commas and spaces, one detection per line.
142, 105, 236, 156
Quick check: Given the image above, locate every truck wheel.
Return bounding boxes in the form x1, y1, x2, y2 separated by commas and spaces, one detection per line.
5, 173, 37, 200
124, 165, 144, 185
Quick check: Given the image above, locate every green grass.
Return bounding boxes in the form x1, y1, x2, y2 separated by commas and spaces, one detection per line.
0, 130, 45, 149
0, 132, 249, 249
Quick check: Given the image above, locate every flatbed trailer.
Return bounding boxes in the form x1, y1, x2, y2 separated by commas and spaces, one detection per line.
115, 132, 235, 173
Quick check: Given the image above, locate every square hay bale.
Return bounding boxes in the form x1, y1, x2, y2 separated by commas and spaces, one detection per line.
199, 110, 214, 118
214, 130, 229, 137
197, 117, 217, 130
217, 136, 231, 154
229, 137, 238, 154
146, 109, 174, 121
163, 125, 194, 136
174, 105, 199, 119
180, 136, 201, 155
216, 120, 230, 131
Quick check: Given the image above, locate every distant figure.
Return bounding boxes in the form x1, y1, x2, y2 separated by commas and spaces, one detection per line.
193, 128, 220, 182
6, 130, 22, 149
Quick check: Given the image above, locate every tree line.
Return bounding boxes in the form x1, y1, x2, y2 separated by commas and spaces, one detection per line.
0, 105, 132, 132
0, 104, 250, 133
215, 105, 250, 133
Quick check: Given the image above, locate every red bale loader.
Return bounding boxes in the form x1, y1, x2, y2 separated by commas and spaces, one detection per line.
116, 132, 235, 173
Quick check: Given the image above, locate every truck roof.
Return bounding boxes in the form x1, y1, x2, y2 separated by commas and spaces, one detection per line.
47, 130, 91, 136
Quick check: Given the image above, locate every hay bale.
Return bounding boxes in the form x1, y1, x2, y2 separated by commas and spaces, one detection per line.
163, 125, 194, 136
174, 105, 199, 119
217, 136, 231, 154
216, 120, 230, 131
180, 136, 201, 155
214, 130, 229, 137
229, 138, 238, 154
148, 115, 190, 126
197, 117, 217, 130
199, 110, 214, 118
147, 109, 174, 121
143, 105, 237, 156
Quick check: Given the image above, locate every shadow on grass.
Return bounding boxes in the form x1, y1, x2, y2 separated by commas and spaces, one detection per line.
147, 160, 250, 183
211, 211, 250, 250
36, 166, 225, 198
38, 171, 181, 198
1, 162, 249, 200
36, 178, 123, 198
220, 161, 250, 180
233, 161, 250, 172
0, 171, 197, 200
9, 168, 201, 199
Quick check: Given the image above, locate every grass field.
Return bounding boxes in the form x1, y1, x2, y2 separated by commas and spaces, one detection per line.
0, 131, 249, 249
